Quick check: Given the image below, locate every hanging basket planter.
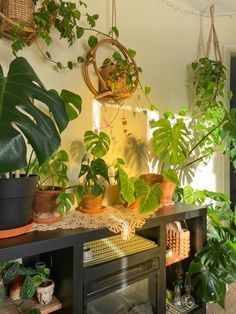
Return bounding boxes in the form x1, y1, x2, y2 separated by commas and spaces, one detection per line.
83, 38, 139, 102
0, 0, 36, 45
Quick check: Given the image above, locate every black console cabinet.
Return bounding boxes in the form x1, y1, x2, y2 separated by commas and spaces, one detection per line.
0, 203, 207, 314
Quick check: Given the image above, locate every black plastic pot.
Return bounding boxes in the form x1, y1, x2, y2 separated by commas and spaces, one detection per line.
0, 175, 37, 230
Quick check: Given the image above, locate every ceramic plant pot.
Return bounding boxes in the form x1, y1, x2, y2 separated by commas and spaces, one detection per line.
36, 279, 55, 305
0, 175, 37, 230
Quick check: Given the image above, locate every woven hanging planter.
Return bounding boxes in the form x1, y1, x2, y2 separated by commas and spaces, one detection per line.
83, 38, 139, 102
0, 0, 36, 44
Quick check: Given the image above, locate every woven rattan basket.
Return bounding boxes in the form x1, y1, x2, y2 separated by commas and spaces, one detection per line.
0, 0, 35, 25
166, 221, 190, 262
0, 0, 35, 43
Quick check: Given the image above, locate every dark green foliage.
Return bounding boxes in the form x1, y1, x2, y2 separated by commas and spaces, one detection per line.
20, 275, 36, 300
0, 57, 69, 173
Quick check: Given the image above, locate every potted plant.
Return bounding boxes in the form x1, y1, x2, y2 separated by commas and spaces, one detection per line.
0, 260, 36, 305
29, 149, 74, 223
75, 130, 111, 214
83, 38, 140, 101
114, 158, 162, 213
32, 264, 54, 306
178, 188, 236, 308
0, 56, 81, 234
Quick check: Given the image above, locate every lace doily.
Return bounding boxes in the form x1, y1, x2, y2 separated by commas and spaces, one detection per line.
32, 205, 152, 240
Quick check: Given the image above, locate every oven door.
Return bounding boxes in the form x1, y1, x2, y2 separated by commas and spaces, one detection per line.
84, 256, 159, 314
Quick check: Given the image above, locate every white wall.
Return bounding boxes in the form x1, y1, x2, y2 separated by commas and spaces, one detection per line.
1, 0, 236, 193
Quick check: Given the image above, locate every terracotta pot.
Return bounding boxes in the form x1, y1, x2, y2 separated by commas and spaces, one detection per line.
139, 173, 175, 207
9, 275, 24, 300
36, 279, 55, 305
124, 199, 139, 209
160, 179, 176, 207
79, 194, 105, 214
33, 187, 62, 223
139, 173, 163, 185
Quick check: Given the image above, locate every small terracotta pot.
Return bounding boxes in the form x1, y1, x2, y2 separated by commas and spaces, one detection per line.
124, 199, 139, 209
82, 194, 104, 210
9, 275, 24, 300
139, 173, 163, 185
139, 173, 175, 207
36, 279, 55, 305
160, 179, 176, 207
33, 187, 62, 223
79, 194, 106, 214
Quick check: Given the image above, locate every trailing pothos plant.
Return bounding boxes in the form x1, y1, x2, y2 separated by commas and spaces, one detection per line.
75, 130, 111, 204
114, 158, 162, 213
4, 0, 100, 69
150, 57, 236, 186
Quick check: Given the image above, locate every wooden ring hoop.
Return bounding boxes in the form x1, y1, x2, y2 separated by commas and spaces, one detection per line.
82, 38, 139, 101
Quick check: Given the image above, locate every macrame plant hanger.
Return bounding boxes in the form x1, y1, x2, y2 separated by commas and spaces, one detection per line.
206, 4, 222, 63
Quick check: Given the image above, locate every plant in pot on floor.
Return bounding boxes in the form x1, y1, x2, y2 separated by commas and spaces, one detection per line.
0, 56, 81, 235
28, 149, 75, 224
113, 158, 162, 213
75, 130, 111, 214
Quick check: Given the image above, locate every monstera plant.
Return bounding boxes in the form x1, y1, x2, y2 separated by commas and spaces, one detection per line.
0, 57, 81, 232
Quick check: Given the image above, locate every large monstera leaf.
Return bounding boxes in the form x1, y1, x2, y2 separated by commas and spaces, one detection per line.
0, 57, 69, 173
150, 118, 189, 166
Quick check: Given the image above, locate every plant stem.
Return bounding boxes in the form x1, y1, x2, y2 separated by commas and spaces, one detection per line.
188, 119, 224, 157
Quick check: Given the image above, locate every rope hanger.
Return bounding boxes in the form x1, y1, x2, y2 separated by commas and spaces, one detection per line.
206, 5, 222, 63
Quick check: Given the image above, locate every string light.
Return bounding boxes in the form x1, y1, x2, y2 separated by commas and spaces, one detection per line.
158, 0, 236, 17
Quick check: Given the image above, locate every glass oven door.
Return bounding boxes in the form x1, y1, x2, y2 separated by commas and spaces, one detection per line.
85, 258, 159, 314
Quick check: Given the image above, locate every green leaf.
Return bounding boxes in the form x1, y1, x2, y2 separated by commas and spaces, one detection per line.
75, 185, 87, 204
183, 186, 206, 205
77, 56, 84, 63
76, 26, 84, 39
84, 131, 110, 158
128, 49, 136, 59
150, 118, 189, 166
88, 35, 98, 47
189, 260, 226, 305
112, 51, 123, 61
20, 275, 36, 299
45, 51, 51, 59
60, 89, 82, 121
109, 26, 119, 38
135, 180, 162, 213
0, 58, 69, 173
162, 169, 180, 186
144, 86, 151, 95
117, 167, 136, 206
90, 158, 110, 183
67, 61, 73, 70
56, 192, 74, 214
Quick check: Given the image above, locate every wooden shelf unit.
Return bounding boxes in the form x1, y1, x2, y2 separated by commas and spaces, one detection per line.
0, 203, 207, 314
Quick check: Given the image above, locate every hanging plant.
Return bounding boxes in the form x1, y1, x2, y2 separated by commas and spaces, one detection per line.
82, 38, 140, 101
0, 0, 99, 69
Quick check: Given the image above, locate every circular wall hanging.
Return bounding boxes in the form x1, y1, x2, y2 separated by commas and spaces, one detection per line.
82, 38, 139, 102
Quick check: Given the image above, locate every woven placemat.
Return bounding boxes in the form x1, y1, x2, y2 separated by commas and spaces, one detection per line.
32, 205, 152, 240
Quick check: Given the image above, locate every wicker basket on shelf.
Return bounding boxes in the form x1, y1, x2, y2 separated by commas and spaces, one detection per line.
0, 0, 36, 44
166, 221, 190, 264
